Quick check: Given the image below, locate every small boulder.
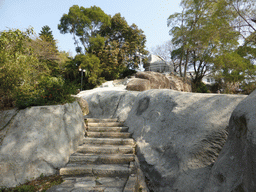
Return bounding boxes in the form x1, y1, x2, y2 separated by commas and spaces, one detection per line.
166, 74, 192, 92
135, 71, 170, 89
126, 78, 151, 91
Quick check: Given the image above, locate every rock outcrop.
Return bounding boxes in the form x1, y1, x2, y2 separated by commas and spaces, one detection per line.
80, 88, 246, 191
135, 71, 170, 89
125, 71, 192, 92
166, 74, 192, 92
204, 89, 256, 192
0, 102, 85, 188
126, 78, 151, 91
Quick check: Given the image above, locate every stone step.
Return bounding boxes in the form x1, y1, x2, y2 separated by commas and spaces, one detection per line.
88, 122, 123, 127
86, 118, 119, 123
46, 176, 128, 192
88, 126, 129, 132
87, 132, 131, 138
83, 137, 135, 145
76, 144, 135, 154
69, 154, 135, 164
60, 164, 131, 177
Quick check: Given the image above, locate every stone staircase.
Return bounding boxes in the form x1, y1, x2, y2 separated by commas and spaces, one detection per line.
47, 118, 148, 192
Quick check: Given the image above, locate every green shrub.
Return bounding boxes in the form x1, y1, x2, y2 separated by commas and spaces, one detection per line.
15, 185, 35, 192
15, 77, 77, 109
193, 81, 210, 93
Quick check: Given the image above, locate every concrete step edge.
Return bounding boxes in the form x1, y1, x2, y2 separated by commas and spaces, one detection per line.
88, 127, 129, 132
85, 118, 119, 122
60, 165, 131, 177
76, 145, 135, 154
87, 132, 131, 138
88, 122, 124, 127
69, 154, 135, 164
82, 137, 135, 145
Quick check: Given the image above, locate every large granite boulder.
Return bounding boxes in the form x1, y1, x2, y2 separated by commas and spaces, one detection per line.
126, 78, 151, 91
204, 90, 256, 192
135, 71, 170, 89
124, 90, 246, 191
0, 102, 85, 188
77, 87, 249, 191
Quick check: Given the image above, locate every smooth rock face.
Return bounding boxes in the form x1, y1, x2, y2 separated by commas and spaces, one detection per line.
135, 71, 170, 89
0, 102, 85, 188
123, 90, 246, 191
204, 89, 256, 192
126, 78, 151, 91
82, 90, 138, 121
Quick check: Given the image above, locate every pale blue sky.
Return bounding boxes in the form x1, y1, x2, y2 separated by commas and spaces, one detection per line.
0, 0, 181, 56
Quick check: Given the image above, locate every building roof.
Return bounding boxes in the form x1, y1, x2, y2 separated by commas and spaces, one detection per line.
147, 54, 166, 63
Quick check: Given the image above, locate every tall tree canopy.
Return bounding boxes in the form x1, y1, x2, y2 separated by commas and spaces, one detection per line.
58, 6, 148, 86
58, 5, 111, 53
168, 0, 256, 92
99, 13, 148, 79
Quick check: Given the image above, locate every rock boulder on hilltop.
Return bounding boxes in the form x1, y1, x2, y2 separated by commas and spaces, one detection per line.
126, 78, 151, 91
135, 71, 170, 89
126, 71, 192, 92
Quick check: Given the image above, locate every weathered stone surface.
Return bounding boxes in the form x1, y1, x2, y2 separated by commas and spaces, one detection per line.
77, 87, 251, 191
135, 71, 170, 89
166, 74, 192, 92
0, 108, 19, 145
0, 102, 85, 188
73, 95, 89, 116
81, 90, 138, 121
204, 89, 256, 192
126, 78, 151, 91
124, 90, 246, 192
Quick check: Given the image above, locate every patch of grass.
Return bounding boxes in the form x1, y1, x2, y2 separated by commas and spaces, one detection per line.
0, 174, 63, 192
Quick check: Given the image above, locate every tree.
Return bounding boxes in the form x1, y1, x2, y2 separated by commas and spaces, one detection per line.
74, 54, 104, 89
39, 25, 55, 42
58, 6, 148, 86
0, 28, 49, 108
58, 5, 111, 54
99, 13, 148, 79
168, 0, 241, 91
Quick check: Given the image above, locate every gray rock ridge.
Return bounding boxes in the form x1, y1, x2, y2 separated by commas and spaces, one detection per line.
80, 88, 247, 191
124, 90, 246, 191
204, 89, 256, 192
81, 90, 139, 122
0, 102, 85, 188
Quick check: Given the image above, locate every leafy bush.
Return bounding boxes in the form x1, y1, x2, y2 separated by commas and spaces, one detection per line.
193, 81, 210, 93
15, 77, 77, 109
